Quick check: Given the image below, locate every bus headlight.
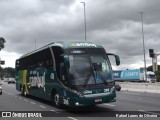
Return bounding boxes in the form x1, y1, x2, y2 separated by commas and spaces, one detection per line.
110, 86, 115, 92
75, 102, 79, 106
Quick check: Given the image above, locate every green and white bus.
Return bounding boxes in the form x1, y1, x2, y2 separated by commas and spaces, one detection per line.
15, 41, 120, 107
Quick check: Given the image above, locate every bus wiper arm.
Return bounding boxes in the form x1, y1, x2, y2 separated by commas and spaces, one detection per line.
83, 71, 91, 87
91, 63, 107, 85
97, 72, 108, 85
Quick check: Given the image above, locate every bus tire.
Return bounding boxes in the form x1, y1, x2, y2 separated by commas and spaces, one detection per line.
24, 86, 27, 97
21, 86, 27, 97
21, 86, 24, 96
52, 91, 60, 107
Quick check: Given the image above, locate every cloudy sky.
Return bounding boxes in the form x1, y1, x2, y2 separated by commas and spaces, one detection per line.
0, 0, 160, 70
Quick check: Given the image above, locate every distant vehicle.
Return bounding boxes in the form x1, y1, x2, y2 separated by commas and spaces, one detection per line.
8, 78, 16, 84
146, 71, 156, 83
115, 83, 121, 91
113, 70, 156, 83
4, 78, 9, 82
0, 84, 2, 95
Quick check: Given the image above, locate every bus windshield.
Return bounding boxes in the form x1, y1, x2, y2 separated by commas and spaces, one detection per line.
67, 48, 112, 86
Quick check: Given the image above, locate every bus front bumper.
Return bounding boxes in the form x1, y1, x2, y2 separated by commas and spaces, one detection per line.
68, 91, 116, 107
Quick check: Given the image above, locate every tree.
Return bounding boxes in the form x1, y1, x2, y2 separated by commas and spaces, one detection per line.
146, 65, 152, 71
3, 67, 16, 78
147, 65, 160, 72
0, 37, 6, 79
0, 37, 6, 50
0, 66, 4, 80
155, 70, 160, 82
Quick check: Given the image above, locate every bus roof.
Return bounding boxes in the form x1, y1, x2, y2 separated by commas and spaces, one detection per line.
18, 41, 103, 59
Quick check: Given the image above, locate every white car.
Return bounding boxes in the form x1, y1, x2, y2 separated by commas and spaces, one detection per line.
8, 78, 16, 84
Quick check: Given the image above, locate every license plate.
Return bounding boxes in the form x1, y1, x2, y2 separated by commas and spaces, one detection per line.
95, 98, 102, 102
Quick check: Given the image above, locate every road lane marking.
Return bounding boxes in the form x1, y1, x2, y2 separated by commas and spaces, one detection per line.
68, 117, 78, 120
50, 110, 59, 114
30, 102, 36, 104
138, 98, 142, 100
18, 97, 22, 99
24, 99, 28, 102
120, 92, 140, 96
3, 91, 7, 93
138, 110, 160, 116
7, 93, 13, 95
103, 103, 115, 107
39, 105, 46, 109
10, 85, 15, 88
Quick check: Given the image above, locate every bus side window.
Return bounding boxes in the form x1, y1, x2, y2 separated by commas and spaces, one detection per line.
46, 59, 53, 69
30, 64, 36, 70
60, 63, 67, 85
52, 46, 64, 80
37, 61, 43, 68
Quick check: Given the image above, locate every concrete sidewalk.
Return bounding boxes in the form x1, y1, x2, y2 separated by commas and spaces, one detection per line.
117, 82, 160, 94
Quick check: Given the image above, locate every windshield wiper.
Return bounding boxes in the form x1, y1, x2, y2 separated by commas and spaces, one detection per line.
96, 71, 108, 85
83, 70, 92, 87
91, 63, 108, 85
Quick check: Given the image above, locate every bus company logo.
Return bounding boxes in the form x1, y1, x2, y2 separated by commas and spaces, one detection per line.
30, 70, 46, 92
71, 43, 97, 47
2, 112, 11, 117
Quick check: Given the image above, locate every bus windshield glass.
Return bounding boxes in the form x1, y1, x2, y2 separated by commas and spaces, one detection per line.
67, 48, 112, 86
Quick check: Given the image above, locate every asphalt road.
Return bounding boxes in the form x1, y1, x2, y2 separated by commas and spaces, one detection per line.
0, 81, 160, 120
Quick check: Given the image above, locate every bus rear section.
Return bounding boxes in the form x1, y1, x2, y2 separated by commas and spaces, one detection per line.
15, 41, 120, 107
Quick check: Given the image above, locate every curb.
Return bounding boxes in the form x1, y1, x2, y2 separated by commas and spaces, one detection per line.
122, 88, 160, 94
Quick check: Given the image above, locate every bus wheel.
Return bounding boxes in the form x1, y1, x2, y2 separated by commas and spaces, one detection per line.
52, 92, 60, 107
24, 87, 27, 97
21, 86, 24, 96
21, 86, 27, 97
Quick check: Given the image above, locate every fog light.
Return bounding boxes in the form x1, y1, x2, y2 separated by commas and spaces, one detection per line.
75, 102, 79, 106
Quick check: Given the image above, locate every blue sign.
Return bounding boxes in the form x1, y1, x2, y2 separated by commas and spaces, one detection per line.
113, 70, 122, 79
113, 70, 140, 80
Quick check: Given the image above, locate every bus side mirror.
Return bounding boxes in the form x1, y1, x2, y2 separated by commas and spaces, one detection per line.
114, 55, 120, 66
106, 53, 120, 66
64, 55, 70, 68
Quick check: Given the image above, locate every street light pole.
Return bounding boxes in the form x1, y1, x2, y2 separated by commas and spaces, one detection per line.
81, 2, 87, 41
140, 12, 147, 81
35, 39, 36, 50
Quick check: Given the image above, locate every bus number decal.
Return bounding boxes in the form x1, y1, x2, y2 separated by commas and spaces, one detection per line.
63, 98, 69, 105
104, 88, 109, 92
